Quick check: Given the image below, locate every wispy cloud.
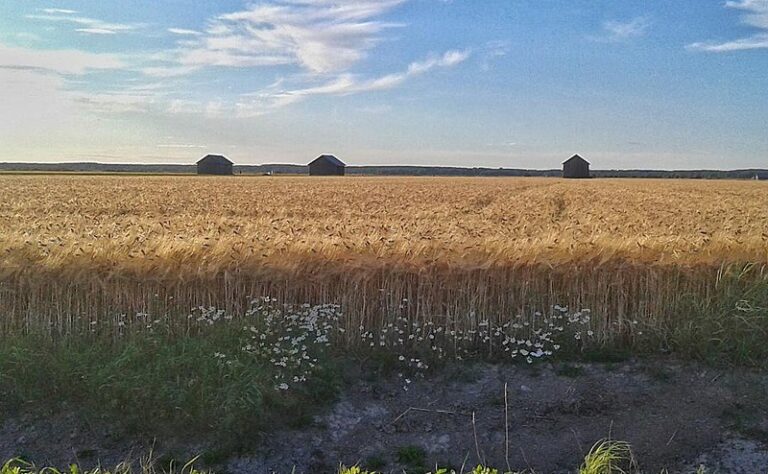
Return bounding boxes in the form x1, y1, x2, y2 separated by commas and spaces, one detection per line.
235, 49, 470, 116
596, 17, 651, 42
688, 33, 768, 52
480, 40, 509, 71
41, 8, 77, 15
158, 0, 407, 74
168, 28, 202, 36
156, 143, 207, 148
71, 91, 156, 114
726, 0, 768, 28
688, 0, 768, 51
8, 1, 467, 121
28, 10, 141, 35
0, 42, 124, 74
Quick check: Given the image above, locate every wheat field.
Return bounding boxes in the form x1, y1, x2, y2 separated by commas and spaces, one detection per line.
1, 175, 767, 337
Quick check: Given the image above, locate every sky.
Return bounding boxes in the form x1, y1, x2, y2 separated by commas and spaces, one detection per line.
0, 0, 767, 169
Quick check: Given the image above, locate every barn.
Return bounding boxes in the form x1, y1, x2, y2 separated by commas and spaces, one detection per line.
562, 154, 590, 179
309, 154, 346, 176
197, 154, 233, 175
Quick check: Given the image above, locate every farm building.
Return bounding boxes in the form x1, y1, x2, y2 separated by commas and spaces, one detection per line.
197, 154, 233, 175
562, 154, 590, 179
309, 155, 346, 176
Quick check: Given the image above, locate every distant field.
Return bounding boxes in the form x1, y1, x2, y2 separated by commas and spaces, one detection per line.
1, 175, 767, 340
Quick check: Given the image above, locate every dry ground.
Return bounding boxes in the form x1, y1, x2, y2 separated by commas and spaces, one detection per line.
3, 360, 768, 473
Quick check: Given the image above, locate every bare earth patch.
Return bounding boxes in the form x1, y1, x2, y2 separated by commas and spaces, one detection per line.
2, 359, 768, 473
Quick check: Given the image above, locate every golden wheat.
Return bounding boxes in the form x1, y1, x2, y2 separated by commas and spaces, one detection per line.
1, 175, 766, 336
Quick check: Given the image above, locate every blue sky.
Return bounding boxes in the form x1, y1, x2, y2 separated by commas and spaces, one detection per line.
0, 0, 766, 169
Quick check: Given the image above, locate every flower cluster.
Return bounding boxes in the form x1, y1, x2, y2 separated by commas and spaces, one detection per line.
194, 298, 596, 392
241, 297, 344, 391
359, 300, 594, 366
190, 306, 232, 325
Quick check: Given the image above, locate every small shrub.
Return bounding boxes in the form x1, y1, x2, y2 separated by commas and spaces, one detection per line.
579, 439, 634, 474
396, 445, 427, 470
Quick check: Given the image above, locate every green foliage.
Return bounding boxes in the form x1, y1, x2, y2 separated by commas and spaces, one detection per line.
338, 467, 372, 474
0, 322, 340, 440
669, 265, 768, 366
362, 456, 387, 471
396, 446, 427, 472
468, 467, 502, 474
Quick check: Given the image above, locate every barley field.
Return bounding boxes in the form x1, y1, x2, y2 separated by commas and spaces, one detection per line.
1, 175, 767, 342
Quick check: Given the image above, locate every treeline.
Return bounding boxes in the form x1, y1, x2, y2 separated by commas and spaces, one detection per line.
0, 162, 766, 179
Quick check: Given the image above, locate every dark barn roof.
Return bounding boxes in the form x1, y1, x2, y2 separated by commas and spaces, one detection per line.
197, 154, 233, 165
310, 154, 346, 167
562, 154, 590, 165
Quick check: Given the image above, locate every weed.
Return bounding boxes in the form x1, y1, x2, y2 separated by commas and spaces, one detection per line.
363, 455, 387, 471
579, 439, 634, 474
396, 445, 427, 471
580, 347, 632, 364
720, 403, 768, 443
0, 319, 341, 440
642, 365, 673, 383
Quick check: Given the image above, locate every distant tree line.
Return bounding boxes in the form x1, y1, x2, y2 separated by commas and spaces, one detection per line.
0, 162, 766, 179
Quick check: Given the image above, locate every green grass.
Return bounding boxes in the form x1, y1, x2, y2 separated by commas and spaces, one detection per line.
579, 439, 634, 474
362, 455, 387, 471
664, 265, 768, 366
0, 327, 340, 442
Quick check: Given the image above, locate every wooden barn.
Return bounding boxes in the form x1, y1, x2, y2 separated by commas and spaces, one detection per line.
309, 154, 346, 176
562, 154, 590, 179
197, 154, 233, 175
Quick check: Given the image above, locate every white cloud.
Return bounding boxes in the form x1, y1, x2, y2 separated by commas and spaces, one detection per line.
0, 68, 145, 144
688, 33, 768, 52
0, 42, 145, 131
156, 143, 207, 148
598, 17, 651, 42
13, 32, 42, 43
235, 49, 470, 116
163, 0, 406, 74
0, 42, 124, 74
27, 12, 140, 35
42, 8, 77, 15
168, 28, 202, 36
76, 28, 118, 35
71, 91, 155, 114
6, 1, 465, 123
689, 0, 768, 51
480, 40, 509, 70
0, 69, 70, 133
726, 0, 768, 28
141, 65, 198, 78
